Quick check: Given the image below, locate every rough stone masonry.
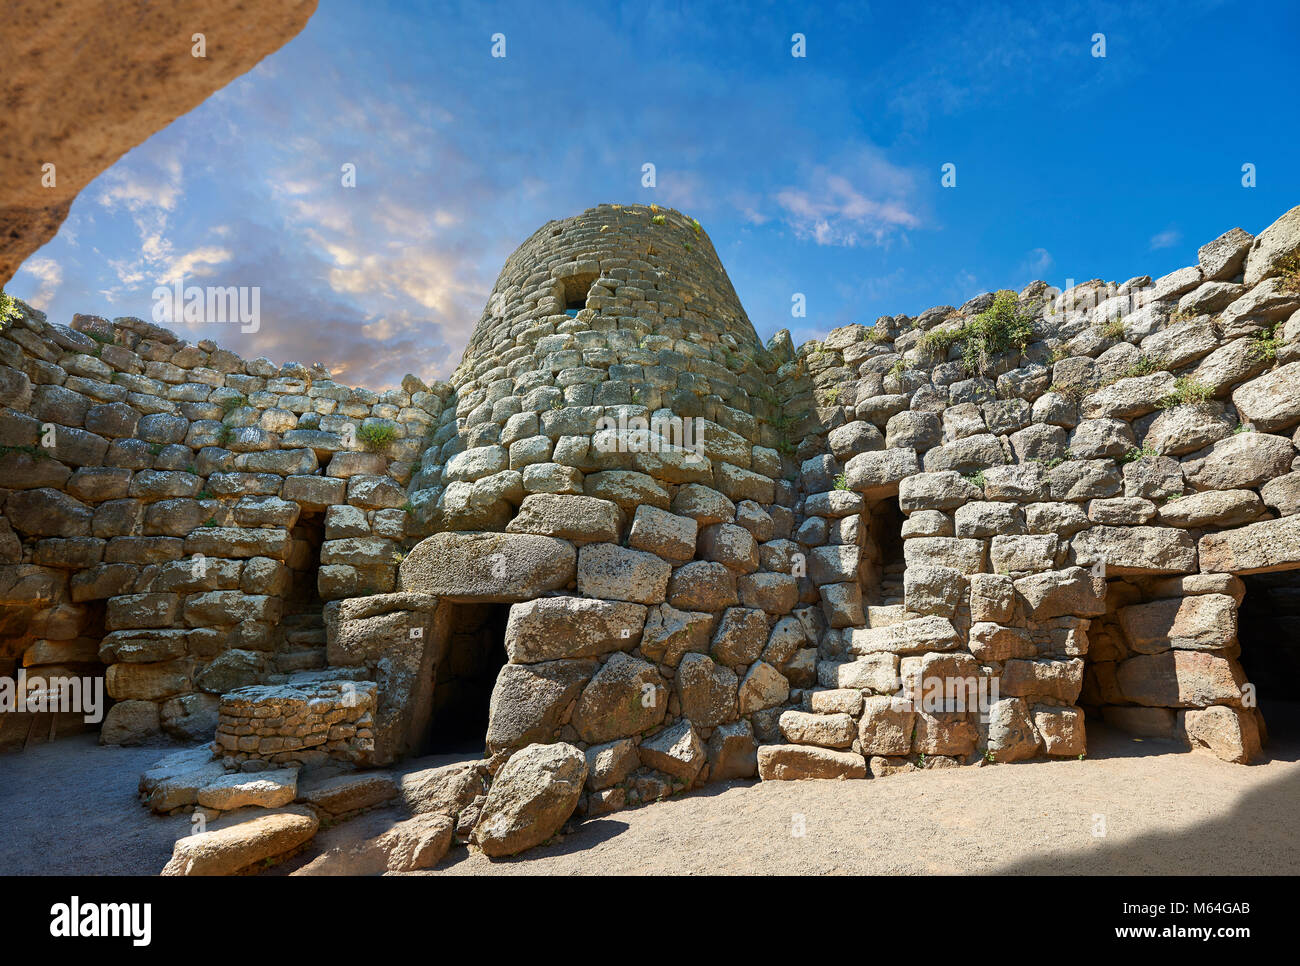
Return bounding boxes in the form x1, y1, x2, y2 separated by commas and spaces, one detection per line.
4, 201, 1300, 867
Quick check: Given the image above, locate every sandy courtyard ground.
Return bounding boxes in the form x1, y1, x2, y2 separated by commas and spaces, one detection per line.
2, 717, 1297, 876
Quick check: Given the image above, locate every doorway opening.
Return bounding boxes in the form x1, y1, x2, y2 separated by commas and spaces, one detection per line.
1237, 571, 1300, 740
866, 498, 906, 605
281, 511, 326, 671
424, 602, 510, 755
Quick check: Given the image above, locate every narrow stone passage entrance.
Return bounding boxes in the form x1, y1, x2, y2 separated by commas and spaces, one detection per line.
424, 603, 510, 755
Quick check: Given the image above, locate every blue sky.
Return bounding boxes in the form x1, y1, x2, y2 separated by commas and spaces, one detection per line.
10, 0, 1299, 388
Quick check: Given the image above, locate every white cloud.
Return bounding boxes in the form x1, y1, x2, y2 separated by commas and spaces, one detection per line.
772, 151, 921, 247
1022, 247, 1054, 276
1149, 228, 1181, 251
96, 156, 183, 213
157, 246, 234, 284
17, 258, 62, 309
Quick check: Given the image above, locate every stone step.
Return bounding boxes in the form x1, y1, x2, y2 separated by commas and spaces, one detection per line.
285, 628, 326, 646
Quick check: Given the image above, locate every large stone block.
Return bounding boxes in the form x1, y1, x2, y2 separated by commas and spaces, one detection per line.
473, 742, 586, 857
1198, 514, 1300, 574
504, 596, 646, 663
675, 652, 738, 728
486, 660, 597, 753
399, 532, 575, 600
576, 543, 671, 604
1070, 526, 1196, 575
504, 493, 622, 545
570, 652, 667, 743
756, 744, 866, 780
1115, 651, 1248, 707
1117, 594, 1237, 654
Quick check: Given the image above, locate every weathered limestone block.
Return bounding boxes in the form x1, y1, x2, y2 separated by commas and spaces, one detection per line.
1070, 526, 1196, 575
810, 688, 864, 715
855, 695, 913, 756
486, 659, 597, 752
139, 747, 228, 811
1198, 514, 1300, 574
638, 719, 705, 783
990, 534, 1058, 573
912, 710, 977, 756
1243, 204, 1300, 286
504, 596, 646, 663
1181, 706, 1261, 763
399, 532, 575, 600
627, 505, 698, 563
707, 720, 758, 780
1048, 459, 1123, 501
968, 573, 1018, 623
197, 768, 298, 811
675, 653, 738, 728
845, 615, 960, 656
1158, 489, 1267, 529
400, 760, 487, 818
1182, 432, 1294, 491
1000, 658, 1085, 703
904, 565, 965, 617
954, 501, 1022, 538
844, 448, 920, 499
817, 654, 900, 692
1261, 472, 1300, 516
1198, 226, 1253, 281
1033, 706, 1086, 757
968, 622, 1036, 661
106, 659, 190, 700
819, 581, 865, 628
779, 709, 856, 749
737, 661, 789, 714
714, 463, 774, 504
1115, 651, 1248, 707
584, 739, 639, 791
504, 493, 622, 545
1143, 403, 1236, 457
100, 699, 161, 745
903, 536, 986, 574
898, 471, 982, 512
640, 603, 712, 666
1117, 594, 1238, 654
570, 652, 667, 743
1081, 372, 1176, 420
161, 806, 319, 876
670, 484, 736, 526
577, 543, 671, 604
296, 772, 398, 816
987, 697, 1041, 762
473, 742, 586, 857
667, 561, 738, 611
807, 544, 859, 585
710, 606, 769, 666
757, 744, 866, 780
737, 572, 798, 614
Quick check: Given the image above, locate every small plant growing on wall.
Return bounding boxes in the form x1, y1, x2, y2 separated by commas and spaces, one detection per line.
1159, 376, 1213, 409
1277, 251, 1300, 293
1249, 323, 1281, 362
0, 290, 21, 329
833, 472, 849, 491
357, 422, 397, 451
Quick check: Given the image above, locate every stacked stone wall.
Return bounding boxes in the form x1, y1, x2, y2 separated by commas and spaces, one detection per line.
6, 202, 1300, 815
0, 309, 443, 747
